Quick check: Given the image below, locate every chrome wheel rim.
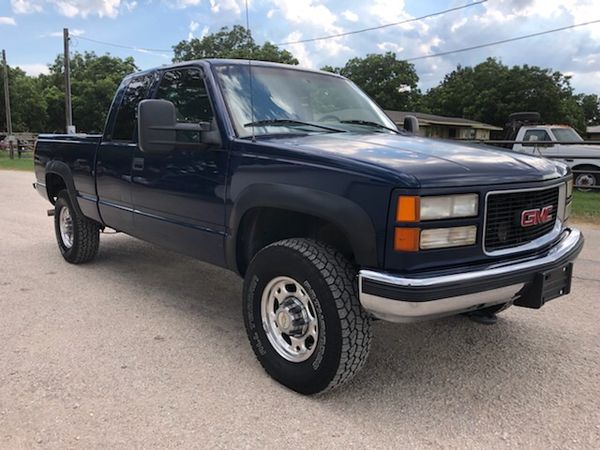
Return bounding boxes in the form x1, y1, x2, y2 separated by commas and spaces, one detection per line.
260, 276, 319, 363
59, 206, 74, 249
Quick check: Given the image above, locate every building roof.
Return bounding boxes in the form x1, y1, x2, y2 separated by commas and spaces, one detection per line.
587, 125, 600, 134
385, 110, 502, 131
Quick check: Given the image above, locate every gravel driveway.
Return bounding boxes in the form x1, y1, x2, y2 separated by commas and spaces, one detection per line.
1, 170, 599, 449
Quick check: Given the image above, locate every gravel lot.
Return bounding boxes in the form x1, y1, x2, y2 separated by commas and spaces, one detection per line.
1, 169, 599, 449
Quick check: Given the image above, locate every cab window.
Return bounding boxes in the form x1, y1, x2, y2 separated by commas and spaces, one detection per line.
154, 68, 216, 144
111, 74, 154, 141
523, 129, 551, 142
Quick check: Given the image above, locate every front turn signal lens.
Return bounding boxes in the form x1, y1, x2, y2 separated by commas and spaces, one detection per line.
394, 227, 420, 252
396, 196, 420, 222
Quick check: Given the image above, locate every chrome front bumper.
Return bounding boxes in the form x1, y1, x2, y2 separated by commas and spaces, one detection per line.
358, 228, 584, 323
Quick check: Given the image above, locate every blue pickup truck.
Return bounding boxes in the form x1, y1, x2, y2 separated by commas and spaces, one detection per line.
34, 59, 584, 394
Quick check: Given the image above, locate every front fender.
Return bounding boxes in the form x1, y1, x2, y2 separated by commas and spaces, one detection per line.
226, 183, 378, 272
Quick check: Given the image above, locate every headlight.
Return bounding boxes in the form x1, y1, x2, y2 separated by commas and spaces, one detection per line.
420, 226, 477, 250
396, 194, 479, 222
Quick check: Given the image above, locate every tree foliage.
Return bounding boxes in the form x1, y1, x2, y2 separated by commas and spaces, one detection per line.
172, 25, 298, 65
577, 94, 600, 126
0, 66, 47, 132
1, 51, 136, 133
423, 58, 586, 132
40, 52, 137, 132
322, 52, 421, 111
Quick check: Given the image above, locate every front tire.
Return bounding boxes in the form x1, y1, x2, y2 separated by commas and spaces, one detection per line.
54, 190, 100, 264
243, 238, 371, 395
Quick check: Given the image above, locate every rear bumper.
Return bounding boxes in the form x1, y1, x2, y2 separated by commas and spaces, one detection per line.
358, 228, 584, 323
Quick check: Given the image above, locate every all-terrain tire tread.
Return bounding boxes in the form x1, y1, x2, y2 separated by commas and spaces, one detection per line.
257, 238, 372, 393
56, 191, 100, 264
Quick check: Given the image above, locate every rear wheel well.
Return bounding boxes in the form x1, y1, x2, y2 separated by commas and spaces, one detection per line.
236, 208, 355, 276
572, 164, 600, 172
45, 173, 67, 203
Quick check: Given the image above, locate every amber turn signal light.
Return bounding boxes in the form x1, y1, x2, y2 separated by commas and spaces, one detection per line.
394, 227, 420, 252
396, 196, 420, 222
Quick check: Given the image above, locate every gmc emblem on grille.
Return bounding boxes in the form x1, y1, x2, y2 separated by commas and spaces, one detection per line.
521, 205, 553, 227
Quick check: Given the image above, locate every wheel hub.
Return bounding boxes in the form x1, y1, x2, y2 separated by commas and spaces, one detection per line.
59, 206, 74, 249
260, 276, 319, 363
275, 298, 308, 336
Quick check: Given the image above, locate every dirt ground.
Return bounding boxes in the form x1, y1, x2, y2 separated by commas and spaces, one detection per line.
1, 170, 599, 449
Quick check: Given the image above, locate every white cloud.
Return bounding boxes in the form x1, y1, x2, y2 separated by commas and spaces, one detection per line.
46, 28, 85, 37
377, 42, 404, 54
188, 20, 198, 40
341, 9, 358, 22
11, 0, 44, 14
450, 17, 467, 33
175, 0, 201, 7
12, 0, 137, 18
0, 17, 17, 25
282, 31, 314, 68
18, 63, 50, 76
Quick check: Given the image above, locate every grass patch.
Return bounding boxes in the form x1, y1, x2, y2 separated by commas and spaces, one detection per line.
0, 151, 33, 171
571, 191, 600, 223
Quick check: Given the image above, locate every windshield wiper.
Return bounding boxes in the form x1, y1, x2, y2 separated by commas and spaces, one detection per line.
339, 120, 400, 134
244, 119, 346, 133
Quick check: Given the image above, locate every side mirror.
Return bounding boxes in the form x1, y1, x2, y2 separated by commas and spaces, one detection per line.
138, 99, 177, 154
138, 99, 222, 151
403, 115, 419, 135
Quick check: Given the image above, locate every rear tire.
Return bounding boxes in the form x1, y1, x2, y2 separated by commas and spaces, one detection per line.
54, 190, 100, 264
243, 238, 371, 395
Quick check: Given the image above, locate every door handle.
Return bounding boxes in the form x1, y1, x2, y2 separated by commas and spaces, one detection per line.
132, 157, 144, 171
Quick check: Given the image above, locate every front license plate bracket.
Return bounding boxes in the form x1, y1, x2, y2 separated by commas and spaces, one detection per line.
514, 263, 573, 309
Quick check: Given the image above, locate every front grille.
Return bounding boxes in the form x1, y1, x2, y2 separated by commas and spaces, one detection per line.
485, 186, 559, 252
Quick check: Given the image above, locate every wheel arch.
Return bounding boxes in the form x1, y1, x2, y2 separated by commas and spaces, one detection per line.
45, 160, 84, 217
226, 184, 378, 275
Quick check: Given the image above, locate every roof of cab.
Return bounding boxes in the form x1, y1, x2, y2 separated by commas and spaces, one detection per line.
123, 58, 344, 81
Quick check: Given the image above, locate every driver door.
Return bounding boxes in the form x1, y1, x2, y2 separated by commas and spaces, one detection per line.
130, 66, 228, 266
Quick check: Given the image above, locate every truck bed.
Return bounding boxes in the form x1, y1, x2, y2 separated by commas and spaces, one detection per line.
34, 133, 102, 211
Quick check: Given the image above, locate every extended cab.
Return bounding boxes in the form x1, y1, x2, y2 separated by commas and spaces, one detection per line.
34, 60, 584, 394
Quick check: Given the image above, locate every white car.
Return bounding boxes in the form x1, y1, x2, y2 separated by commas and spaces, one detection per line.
512, 125, 600, 189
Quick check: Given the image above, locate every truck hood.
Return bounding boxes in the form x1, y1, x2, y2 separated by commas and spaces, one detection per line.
275, 133, 566, 187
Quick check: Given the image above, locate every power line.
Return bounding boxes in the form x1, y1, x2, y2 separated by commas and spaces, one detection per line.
275, 0, 488, 46
75, 35, 172, 54
405, 19, 600, 61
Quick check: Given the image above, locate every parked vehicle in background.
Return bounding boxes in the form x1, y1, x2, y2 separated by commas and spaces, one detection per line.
505, 112, 600, 190
33, 60, 583, 395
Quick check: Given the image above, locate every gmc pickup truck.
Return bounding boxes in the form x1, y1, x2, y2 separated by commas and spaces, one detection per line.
34, 60, 584, 395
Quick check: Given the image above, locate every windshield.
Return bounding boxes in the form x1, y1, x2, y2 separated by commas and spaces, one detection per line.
551, 127, 583, 143
214, 64, 397, 138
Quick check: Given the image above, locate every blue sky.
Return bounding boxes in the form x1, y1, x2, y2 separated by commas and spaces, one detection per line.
1, 0, 599, 94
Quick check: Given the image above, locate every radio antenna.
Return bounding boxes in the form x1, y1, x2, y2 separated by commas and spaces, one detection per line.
245, 0, 256, 143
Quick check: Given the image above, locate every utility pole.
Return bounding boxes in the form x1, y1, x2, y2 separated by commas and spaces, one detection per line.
63, 28, 74, 134
2, 49, 14, 159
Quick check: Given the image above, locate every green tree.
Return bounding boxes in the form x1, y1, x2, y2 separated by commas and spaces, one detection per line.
423, 58, 586, 132
39, 51, 138, 132
322, 52, 421, 111
0, 66, 47, 132
578, 94, 600, 125
172, 25, 298, 65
